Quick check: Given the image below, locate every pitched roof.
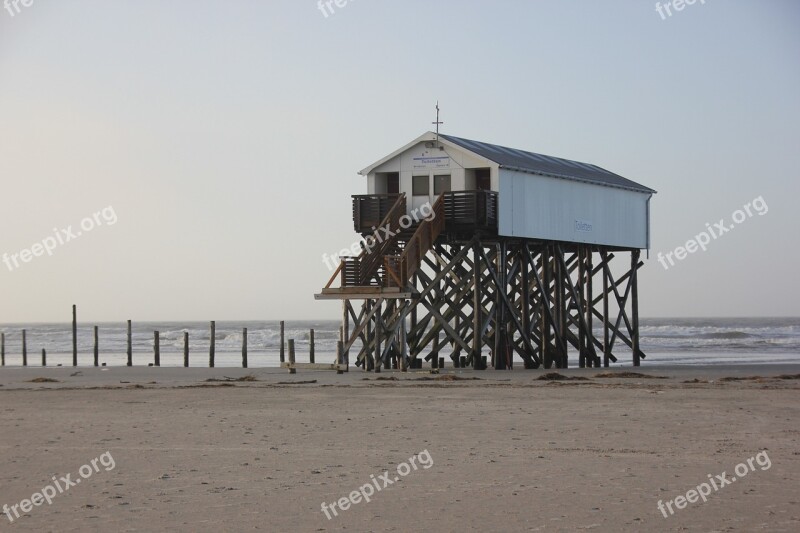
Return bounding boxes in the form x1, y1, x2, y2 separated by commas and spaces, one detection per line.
438, 133, 655, 194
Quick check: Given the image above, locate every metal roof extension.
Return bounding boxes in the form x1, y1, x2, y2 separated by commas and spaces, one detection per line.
438, 133, 656, 194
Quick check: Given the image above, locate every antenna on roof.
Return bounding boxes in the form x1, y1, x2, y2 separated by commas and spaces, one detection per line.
432, 101, 444, 143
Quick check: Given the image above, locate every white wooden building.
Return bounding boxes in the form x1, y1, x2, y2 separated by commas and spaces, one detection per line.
359, 131, 656, 249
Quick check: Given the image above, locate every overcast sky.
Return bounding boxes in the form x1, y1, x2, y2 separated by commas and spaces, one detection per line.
0, 0, 798, 323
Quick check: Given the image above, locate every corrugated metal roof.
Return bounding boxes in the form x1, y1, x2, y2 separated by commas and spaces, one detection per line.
439, 134, 655, 194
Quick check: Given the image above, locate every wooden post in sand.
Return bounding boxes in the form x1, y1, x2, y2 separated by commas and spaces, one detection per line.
288, 339, 296, 374
1, 332, 5, 366
342, 304, 350, 368
242, 328, 248, 368
72, 304, 77, 367
154, 331, 160, 367
126, 320, 132, 367
309, 329, 315, 364
209, 321, 215, 368
22, 329, 27, 366
279, 321, 285, 363
336, 341, 344, 375
41, 348, 46, 367
93, 326, 99, 367
183, 332, 189, 367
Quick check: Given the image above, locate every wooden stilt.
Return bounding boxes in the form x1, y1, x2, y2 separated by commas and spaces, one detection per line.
472, 242, 482, 369
541, 248, 552, 369
324, 238, 644, 374
632, 249, 641, 367
601, 251, 610, 367
375, 300, 382, 373
342, 301, 350, 366
578, 248, 586, 368
587, 249, 597, 368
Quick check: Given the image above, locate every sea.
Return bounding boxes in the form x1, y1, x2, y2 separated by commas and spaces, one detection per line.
0, 318, 797, 368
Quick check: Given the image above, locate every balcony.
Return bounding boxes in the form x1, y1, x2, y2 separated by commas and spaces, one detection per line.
443, 190, 498, 233
352, 194, 403, 235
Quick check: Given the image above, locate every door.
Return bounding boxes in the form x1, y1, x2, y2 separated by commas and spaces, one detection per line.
387, 173, 399, 194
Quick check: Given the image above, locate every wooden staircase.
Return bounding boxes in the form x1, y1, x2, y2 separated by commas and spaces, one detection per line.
339, 193, 407, 287
382, 195, 445, 288
321, 194, 445, 292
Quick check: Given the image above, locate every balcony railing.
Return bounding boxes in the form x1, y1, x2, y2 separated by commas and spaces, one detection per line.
353, 194, 402, 234
443, 190, 498, 231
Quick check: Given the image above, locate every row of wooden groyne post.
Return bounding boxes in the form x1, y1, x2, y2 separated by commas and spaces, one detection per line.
0, 305, 345, 371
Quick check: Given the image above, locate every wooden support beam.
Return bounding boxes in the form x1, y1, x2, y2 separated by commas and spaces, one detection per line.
555, 246, 599, 367
472, 241, 483, 369
478, 246, 537, 367
632, 249, 641, 367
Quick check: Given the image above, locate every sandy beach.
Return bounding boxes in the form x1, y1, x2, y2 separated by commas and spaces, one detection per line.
0, 365, 798, 532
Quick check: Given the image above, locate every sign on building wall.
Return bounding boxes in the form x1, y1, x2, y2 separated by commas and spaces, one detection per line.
412, 156, 450, 170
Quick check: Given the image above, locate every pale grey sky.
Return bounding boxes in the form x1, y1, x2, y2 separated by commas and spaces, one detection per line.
0, 0, 798, 322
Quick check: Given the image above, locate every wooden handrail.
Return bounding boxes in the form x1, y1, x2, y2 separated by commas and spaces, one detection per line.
333, 193, 407, 287
384, 194, 446, 287
356, 193, 406, 284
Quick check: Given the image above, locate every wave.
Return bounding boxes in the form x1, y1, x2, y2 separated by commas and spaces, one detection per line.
696, 331, 755, 339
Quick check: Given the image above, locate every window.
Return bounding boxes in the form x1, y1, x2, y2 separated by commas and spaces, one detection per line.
433, 174, 451, 195
412, 175, 430, 196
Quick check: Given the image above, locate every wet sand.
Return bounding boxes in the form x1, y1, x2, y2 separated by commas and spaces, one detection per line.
1, 365, 798, 532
